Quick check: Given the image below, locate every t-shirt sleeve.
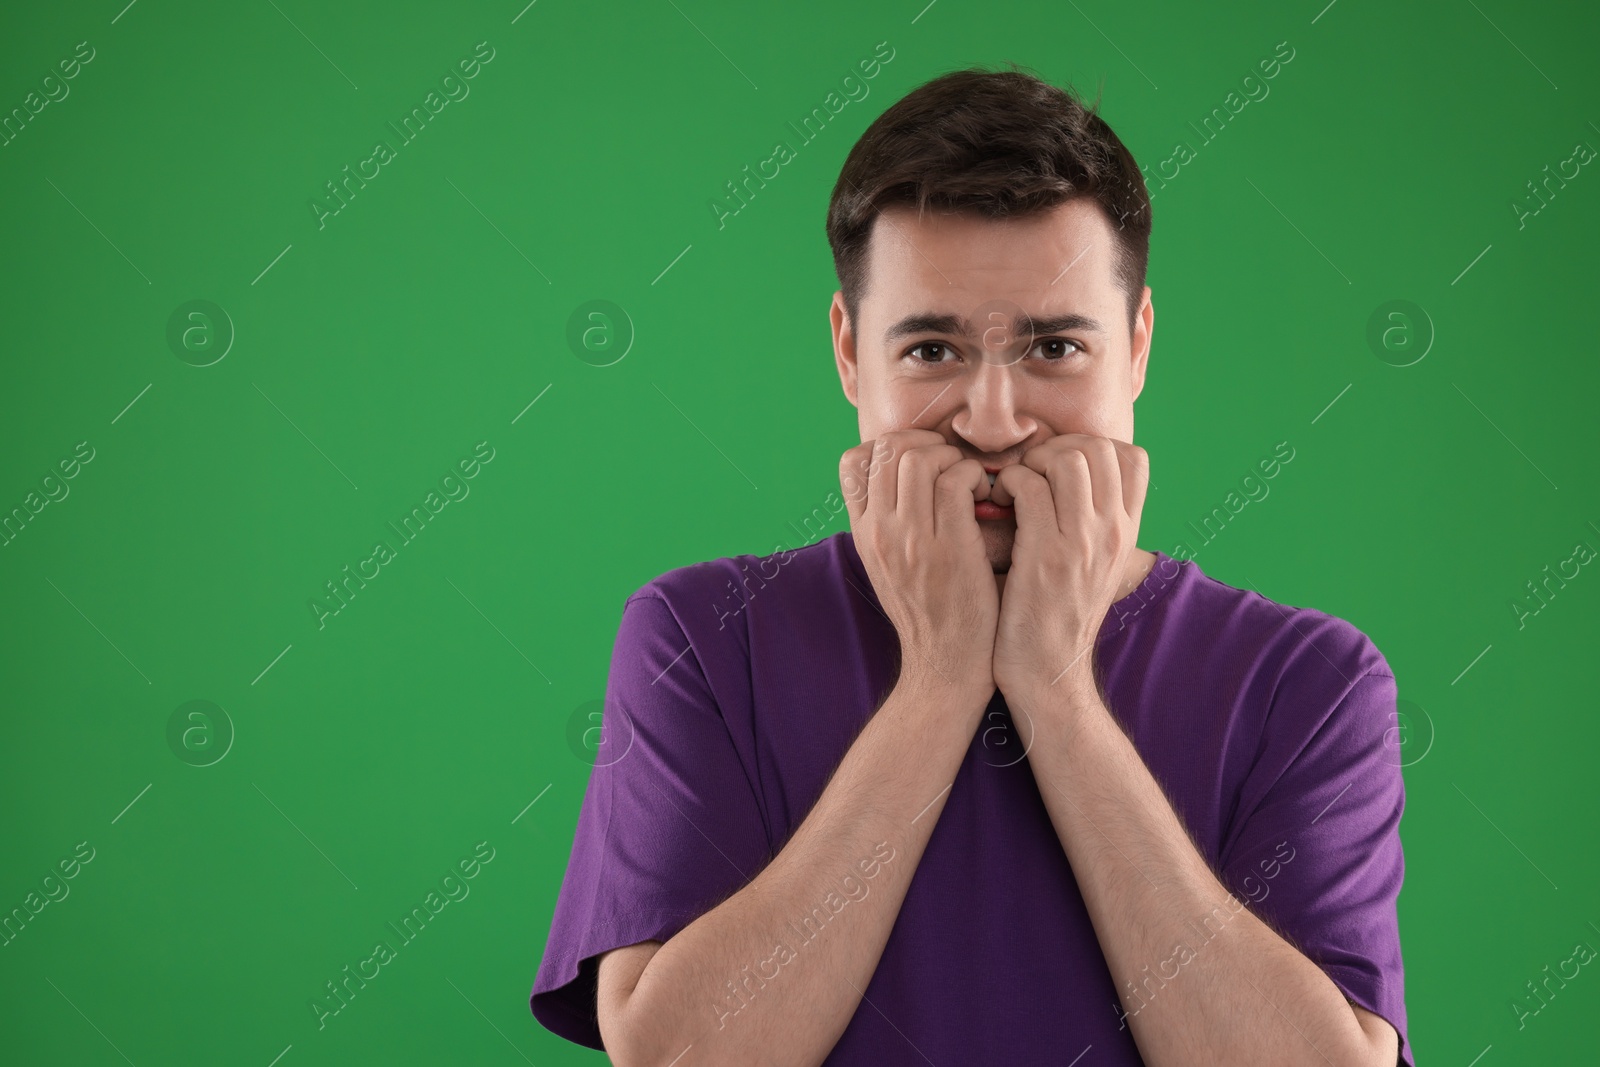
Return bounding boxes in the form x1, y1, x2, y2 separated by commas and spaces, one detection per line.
1217, 666, 1413, 1067
529, 592, 772, 1051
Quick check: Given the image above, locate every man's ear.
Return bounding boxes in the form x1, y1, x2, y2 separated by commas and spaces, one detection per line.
831, 291, 860, 409
1129, 285, 1153, 402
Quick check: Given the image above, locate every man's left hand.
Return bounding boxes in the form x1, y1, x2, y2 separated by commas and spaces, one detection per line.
990, 433, 1150, 708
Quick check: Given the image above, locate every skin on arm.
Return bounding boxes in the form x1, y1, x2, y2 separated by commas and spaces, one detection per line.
1353, 1002, 1400, 1064
591, 430, 1000, 1067
817, 179, 1405, 1064
993, 433, 1400, 1067
598, 940, 659, 1023
595, 673, 972, 1066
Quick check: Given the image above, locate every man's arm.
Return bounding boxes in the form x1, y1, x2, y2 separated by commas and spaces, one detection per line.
990, 433, 1400, 1066
596, 673, 989, 1067
598, 429, 1001, 1067
1011, 676, 1398, 1067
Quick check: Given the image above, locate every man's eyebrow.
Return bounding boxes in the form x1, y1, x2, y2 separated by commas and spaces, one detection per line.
882, 311, 1105, 344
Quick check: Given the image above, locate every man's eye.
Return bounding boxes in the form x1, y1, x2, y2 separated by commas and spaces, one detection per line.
905, 339, 1082, 364
907, 342, 954, 364
1032, 338, 1083, 361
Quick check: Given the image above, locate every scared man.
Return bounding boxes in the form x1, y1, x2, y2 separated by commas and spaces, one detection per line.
530, 66, 1410, 1066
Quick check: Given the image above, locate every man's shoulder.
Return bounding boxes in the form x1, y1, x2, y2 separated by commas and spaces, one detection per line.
1165, 556, 1393, 694
623, 532, 858, 635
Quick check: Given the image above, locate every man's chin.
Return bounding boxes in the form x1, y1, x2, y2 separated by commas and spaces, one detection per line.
980, 524, 1014, 573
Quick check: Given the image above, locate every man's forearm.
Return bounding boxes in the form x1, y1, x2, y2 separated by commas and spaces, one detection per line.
1013, 678, 1381, 1067
612, 677, 990, 1067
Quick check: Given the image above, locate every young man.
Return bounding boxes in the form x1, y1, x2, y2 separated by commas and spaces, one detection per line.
530, 67, 1410, 1066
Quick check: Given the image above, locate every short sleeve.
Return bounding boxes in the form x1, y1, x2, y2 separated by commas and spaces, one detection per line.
529, 593, 772, 1050
1218, 667, 1413, 1067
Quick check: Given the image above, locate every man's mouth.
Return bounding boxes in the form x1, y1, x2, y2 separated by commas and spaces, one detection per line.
977, 467, 1012, 519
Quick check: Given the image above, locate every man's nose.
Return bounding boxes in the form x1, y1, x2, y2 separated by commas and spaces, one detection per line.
952, 357, 1032, 453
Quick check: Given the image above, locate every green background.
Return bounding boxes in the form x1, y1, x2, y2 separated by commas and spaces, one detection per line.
2, 0, 1596, 1062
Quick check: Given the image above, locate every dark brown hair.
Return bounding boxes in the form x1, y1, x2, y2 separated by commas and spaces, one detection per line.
826, 64, 1152, 338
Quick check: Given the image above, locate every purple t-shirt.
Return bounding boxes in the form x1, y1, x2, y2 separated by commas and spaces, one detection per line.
530, 532, 1412, 1065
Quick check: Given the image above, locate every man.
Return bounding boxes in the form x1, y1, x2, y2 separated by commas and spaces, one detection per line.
530, 67, 1411, 1066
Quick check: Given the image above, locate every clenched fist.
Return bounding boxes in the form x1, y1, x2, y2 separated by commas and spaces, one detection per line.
988, 433, 1150, 707
840, 429, 998, 710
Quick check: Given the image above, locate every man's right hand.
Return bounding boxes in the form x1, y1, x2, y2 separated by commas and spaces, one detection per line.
839, 429, 998, 702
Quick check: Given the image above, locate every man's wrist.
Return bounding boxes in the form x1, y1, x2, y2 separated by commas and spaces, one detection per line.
1003, 663, 1103, 726
892, 669, 994, 715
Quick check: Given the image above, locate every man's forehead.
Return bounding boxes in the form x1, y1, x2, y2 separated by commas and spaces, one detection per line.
867, 201, 1111, 289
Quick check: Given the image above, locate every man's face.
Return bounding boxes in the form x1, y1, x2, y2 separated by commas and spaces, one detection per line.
831, 198, 1153, 573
